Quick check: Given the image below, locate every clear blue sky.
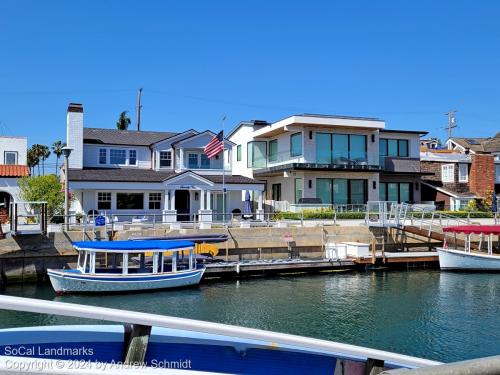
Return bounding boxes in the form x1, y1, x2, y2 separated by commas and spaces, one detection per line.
1, 0, 499, 171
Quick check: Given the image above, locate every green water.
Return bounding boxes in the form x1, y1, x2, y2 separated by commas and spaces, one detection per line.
1, 270, 500, 363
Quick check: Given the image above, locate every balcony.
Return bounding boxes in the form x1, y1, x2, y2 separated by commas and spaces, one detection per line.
381, 157, 421, 173
251, 150, 381, 176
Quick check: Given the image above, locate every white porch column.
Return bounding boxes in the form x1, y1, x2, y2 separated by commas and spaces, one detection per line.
256, 190, 264, 221
170, 190, 176, 210
162, 189, 177, 224
198, 189, 213, 228
206, 191, 211, 210
200, 189, 205, 210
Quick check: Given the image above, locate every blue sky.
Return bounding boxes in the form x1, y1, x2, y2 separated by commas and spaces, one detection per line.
1, 0, 499, 171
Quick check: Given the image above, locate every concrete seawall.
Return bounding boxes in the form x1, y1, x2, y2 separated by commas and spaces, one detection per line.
0, 225, 440, 287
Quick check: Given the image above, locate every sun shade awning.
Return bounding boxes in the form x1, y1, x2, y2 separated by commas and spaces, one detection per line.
443, 226, 500, 235
72, 240, 194, 252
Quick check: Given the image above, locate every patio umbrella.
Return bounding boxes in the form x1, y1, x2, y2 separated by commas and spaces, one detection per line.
243, 191, 252, 219
493, 191, 498, 213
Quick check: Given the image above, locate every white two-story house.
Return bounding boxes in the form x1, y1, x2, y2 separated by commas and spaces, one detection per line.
0, 136, 29, 214
64, 103, 265, 223
229, 114, 427, 211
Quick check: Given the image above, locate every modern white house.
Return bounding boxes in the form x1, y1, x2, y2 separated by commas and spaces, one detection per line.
0, 136, 29, 214
64, 103, 265, 224
228, 114, 428, 211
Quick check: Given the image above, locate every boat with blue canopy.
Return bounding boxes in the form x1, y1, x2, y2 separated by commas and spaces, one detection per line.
47, 240, 204, 294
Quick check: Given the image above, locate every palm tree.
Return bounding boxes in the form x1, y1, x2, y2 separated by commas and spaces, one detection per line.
39, 145, 50, 175
51, 140, 66, 176
116, 111, 131, 130
27, 147, 39, 175
30, 144, 50, 175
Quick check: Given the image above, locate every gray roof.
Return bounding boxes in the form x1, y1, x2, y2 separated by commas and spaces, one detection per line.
380, 129, 428, 135
450, 134, 500, 153
68, 168, 264, 185
83, 128, 179, 146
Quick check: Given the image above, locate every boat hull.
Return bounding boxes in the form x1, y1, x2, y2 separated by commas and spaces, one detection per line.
47, 268, 205, 294
437, 248, 500, 271
0, 325, 437, 374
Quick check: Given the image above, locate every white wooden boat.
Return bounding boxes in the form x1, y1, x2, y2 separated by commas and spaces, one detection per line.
437, 225, 500, 271
0, 296, 442, 374
47, 240, 205, 294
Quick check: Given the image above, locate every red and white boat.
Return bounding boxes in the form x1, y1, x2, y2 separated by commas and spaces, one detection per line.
437, 225, 500, 271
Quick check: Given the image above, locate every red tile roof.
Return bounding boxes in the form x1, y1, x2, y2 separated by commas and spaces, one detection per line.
0, 165, 30, 177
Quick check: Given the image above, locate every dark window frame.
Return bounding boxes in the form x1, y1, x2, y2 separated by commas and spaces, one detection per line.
116, 192, 144, 210
4, 151, 18, 165
290, 132, 303, 157
379, 182, 413, 203
379, 138, 409, 158
236, 145, 241, 161
316, 178, 368, 205
269, 139, 278, 162
271, 183, 281, 201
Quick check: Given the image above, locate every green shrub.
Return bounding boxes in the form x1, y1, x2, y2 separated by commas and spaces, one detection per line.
273, 208, 365, 220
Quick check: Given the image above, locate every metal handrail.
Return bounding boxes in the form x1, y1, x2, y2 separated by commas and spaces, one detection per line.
0, 295, 441, 369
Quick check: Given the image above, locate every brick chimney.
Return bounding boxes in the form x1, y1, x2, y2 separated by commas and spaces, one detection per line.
66, 103, 84, 169
469, 153, 495, 198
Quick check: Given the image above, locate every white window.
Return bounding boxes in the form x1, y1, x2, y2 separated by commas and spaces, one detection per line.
4, 151, 17, 165
97, 192, 112, 210
496, 164, 500, 183
441, 164, 455, 183
149, 192, 162, 209
98, 149, 107, 164
159, 151, 172, 168
110, 149, 127, 164
128, 150, 137, 165
458, 163, 468, 182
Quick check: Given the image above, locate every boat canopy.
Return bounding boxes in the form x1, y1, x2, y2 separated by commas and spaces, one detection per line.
73, 240, 194, 252
443, 225, 500, 235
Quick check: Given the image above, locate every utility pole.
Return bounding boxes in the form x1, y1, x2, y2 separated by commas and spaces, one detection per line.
445, 110, 457, 139
137, 88, 143, 131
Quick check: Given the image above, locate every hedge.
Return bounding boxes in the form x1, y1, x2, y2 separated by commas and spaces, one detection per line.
273, 209, 496, 220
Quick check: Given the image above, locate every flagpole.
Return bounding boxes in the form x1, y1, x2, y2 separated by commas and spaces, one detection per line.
221, 116, 227, 228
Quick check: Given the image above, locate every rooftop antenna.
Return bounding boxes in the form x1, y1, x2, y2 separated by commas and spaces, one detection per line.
137, 88, 143, 131
445, 110, 457, 139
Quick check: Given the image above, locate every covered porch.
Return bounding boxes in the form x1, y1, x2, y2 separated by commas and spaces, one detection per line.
69, 170, 265, 227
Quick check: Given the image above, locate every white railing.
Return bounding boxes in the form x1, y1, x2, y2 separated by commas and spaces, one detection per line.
0, 295, 441, 369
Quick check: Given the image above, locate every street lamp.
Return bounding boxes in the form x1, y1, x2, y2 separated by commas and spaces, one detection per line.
62, 146, 73, 231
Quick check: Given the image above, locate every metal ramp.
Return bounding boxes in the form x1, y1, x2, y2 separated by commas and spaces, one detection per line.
365, 201, 410, 228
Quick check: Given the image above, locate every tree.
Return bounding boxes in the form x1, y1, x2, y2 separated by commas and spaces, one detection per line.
18, 175, 66, 218
26, 147, 39, 175
116, 111, 131, 130
29, 144, 44, 175
51, 140, 66, 176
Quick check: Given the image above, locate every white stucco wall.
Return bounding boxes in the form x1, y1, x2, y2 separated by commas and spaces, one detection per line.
0, 137, 27, 165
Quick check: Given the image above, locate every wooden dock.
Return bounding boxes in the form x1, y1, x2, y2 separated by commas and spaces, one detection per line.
204, 251, 439, 277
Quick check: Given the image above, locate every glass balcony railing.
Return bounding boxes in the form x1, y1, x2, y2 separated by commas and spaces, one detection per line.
250, 150, 379, 170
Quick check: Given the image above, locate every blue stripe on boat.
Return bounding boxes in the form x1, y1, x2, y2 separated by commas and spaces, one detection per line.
72, 240, 194, 251
47, 269, 204, 282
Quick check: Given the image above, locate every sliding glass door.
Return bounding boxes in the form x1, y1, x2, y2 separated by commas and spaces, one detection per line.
316, 178, 367, 205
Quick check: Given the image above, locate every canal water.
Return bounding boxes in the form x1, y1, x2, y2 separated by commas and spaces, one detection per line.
1, 270, 499, 363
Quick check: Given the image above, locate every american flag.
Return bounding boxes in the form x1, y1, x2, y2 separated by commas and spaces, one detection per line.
204, 131, 224, 158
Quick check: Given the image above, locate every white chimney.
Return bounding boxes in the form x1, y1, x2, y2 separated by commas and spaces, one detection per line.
66, 103, 84, 169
